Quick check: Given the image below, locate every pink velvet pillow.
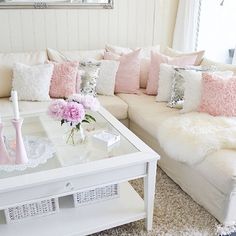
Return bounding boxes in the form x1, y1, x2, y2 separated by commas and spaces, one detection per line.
50, 61, 78, 98
146, 52, 197, 95
104, 49, 141, 94
199, 73, 236, 116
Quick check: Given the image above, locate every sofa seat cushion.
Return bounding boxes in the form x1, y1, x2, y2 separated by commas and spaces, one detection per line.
118, 90, 236, 195
118, 90, 179, 138
97, 95, 128, 120
0, 95, 128, 120
0, 98, 51, 117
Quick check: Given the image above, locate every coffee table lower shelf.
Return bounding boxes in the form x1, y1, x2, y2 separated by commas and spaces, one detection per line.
0, 182, 146, 236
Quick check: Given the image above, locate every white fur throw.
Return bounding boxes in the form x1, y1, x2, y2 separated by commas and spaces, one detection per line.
157, 112, 236, 165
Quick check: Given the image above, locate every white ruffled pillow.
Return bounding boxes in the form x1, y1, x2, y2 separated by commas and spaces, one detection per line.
182, 70, 234, 113
156, 64, 175, 102
12, 63, 54, 101
96, 60, 120, 96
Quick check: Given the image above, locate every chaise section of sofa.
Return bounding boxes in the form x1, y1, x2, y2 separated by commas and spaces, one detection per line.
118, 90, 236, 225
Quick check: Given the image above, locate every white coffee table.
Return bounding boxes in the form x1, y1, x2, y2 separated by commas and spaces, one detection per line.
0, 107, 159, 236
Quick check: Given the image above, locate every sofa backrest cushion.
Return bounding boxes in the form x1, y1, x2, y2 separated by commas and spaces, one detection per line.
201, 58, 236, 75
47, 48, 104, 62
0, 51, 48, 98
164, 47, 205, 66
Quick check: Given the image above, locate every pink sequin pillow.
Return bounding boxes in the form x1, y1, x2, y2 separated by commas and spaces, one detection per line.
146, 52, 197, 95
50, 61, 78, 98
199, 73, 236, 116
104, 49, 141, 94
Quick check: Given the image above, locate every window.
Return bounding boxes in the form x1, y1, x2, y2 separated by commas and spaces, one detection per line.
198, 0, 236, 63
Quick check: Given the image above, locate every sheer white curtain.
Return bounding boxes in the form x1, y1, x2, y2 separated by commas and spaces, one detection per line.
172, 0, 201, 52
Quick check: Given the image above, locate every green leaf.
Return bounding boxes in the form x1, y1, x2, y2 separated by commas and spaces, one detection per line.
91, 116, 96, 122
76, 123, 81, 130
85, 114, 96, 122
61, 119, 65, 126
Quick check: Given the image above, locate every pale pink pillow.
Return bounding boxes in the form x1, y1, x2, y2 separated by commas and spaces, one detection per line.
146, 52, 197, 95
50, 61, 78, 98
105, 45, 160, 89
104, 49, 141, 94
199, 73, 236, 117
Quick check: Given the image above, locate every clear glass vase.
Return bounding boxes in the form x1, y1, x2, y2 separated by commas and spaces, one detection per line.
65, 126, 86, 145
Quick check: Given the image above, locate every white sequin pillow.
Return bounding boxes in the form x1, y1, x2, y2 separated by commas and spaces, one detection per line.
12, 63, 54, 101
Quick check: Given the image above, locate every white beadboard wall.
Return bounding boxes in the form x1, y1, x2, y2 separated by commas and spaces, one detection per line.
0, 0, 179, 53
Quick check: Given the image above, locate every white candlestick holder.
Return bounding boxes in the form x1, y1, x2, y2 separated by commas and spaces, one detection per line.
0, 123, 11, 165
12, 119, 28, 164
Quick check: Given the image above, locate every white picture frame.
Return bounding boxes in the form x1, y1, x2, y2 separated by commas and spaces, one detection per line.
0, 0, 113, 9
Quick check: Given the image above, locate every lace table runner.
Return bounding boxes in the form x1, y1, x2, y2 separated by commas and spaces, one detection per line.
0, 136, 55, 172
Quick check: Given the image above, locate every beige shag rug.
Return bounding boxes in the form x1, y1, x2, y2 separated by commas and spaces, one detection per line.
93, 168, 236, 236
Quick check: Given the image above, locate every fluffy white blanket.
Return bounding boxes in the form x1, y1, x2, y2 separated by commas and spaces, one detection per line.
157, 112, 236, 165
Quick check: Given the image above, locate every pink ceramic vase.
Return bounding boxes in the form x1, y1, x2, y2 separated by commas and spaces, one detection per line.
12, 119, 28, 164
0, 123, 11, 165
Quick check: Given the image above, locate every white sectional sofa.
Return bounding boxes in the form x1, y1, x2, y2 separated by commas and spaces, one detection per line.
1, 49, 236, 226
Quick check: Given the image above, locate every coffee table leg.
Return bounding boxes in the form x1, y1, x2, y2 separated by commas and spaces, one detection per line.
144, 160, 157, 231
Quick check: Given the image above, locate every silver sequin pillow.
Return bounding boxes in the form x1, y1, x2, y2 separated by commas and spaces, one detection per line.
167, 68, 185, 109
167, 66, 216, 109
79, 60, 101, 96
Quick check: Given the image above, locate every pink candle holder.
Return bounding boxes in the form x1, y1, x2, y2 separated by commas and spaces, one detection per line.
0, 123, 11, 165
12, 119, 28, 164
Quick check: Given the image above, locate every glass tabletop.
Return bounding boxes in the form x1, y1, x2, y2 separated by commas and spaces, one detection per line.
0, 110, 139, 179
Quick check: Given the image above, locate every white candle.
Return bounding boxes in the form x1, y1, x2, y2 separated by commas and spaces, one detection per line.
0, 114, 1, 123
11, 90, 20, 120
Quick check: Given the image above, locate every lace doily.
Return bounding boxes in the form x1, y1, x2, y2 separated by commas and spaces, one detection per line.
0, 136, 56, 172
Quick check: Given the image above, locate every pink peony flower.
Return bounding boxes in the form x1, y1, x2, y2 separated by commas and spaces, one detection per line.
68, 94, 100, 111
68, 94, 84, 103
82, 94, 100, 111
63, 102, 85, 124
48, 99, 67, 120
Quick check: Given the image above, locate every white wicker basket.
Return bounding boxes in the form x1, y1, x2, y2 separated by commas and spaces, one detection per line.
4, 198, 59, 224
73, 184, 119, 207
